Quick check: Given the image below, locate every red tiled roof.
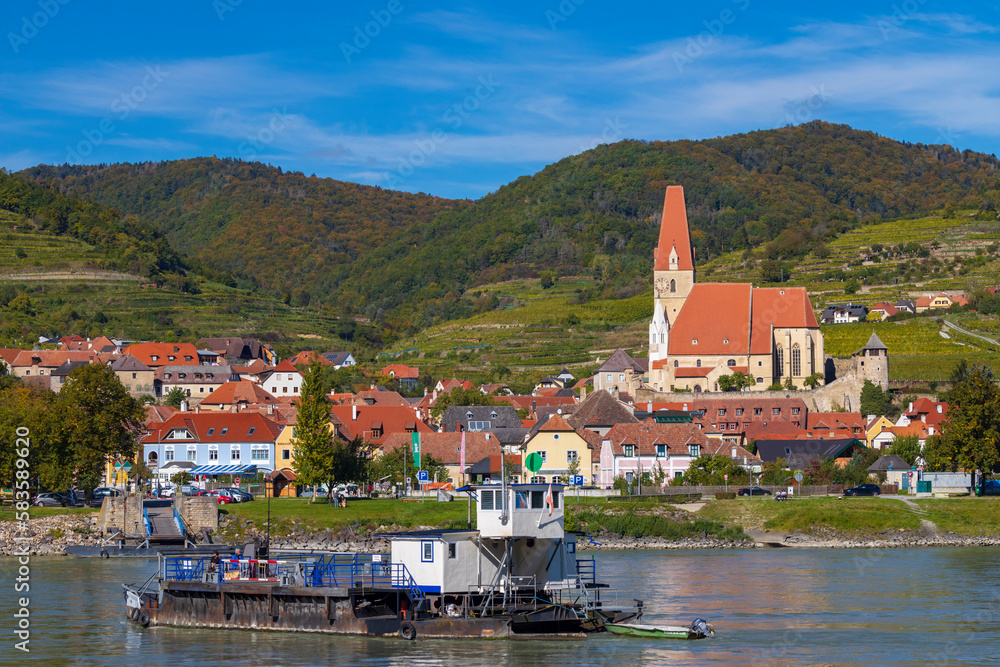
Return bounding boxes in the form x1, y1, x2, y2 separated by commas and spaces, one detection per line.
11, 350, 94, 368
141, 412, 282, 444
124, 342, 200, 367
330, 404, 433, 445
200, 381, 278, 406
669, 283, 753, 356
380, 431, 497, 466
494, 395, 577, 411
381, 364, 419, 379
653, 186, 694, 271
271, 359, 299, 373
806, 412, 865, 430
749, 287, 819, 355
287, 350, 333, 366
355, 390, 410, 406
675, 367, 713, 378
537, 413, 574, 432
602, 420, 711, 457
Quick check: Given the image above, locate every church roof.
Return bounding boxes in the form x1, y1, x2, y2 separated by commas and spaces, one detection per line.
653, 186, 694, 271
668, 283, 753, 356
749, 287, 819, 355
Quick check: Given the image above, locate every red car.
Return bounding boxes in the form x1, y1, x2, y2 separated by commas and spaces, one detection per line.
196, 490, 232, 504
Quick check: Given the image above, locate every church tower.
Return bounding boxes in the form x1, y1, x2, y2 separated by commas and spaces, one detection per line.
653, 186, 696, 327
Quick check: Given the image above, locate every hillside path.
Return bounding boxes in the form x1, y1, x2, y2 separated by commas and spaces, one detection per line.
944, 319, 999, 347
885, 496, 941, 535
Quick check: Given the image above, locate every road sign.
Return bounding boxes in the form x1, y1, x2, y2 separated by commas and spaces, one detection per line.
417, 470, 429, 483
234, 477, 241, 486
572, 475, 584, 486
794, 472, 804, 482
113, 459, 123, 470
908, 471, 914, 479
525, 452, 543, 473
122, 461, 132, 472
724, 474, 728, 480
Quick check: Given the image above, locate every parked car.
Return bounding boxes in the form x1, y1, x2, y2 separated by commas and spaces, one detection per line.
216, 487, 254, 502
89, 487, 122, 506
737, 487, 772, 496
178, 485, 200, 496
300, 487, 329, 498
213, 488, 242, 503
843, 483, 882, 497
982, 480, 1000, 496
31, 491, 83, 507
196, 490, 232, 504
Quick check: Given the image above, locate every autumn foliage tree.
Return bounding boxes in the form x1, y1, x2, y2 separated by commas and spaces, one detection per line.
923, 364, 1000, 473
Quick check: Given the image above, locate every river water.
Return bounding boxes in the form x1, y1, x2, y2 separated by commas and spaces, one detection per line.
2, 547, 999, 666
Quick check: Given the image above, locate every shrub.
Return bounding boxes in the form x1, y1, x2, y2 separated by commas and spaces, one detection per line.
715, 492, 736, 500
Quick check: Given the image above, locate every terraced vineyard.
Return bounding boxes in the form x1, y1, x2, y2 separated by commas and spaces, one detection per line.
0, 211, 104, 273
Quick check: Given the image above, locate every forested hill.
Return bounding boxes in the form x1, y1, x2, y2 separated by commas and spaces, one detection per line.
19, 158, 469, 306
19, 122, 1000, 327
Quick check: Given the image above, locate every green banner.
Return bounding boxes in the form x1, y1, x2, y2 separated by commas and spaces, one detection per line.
411, 432, 420, 468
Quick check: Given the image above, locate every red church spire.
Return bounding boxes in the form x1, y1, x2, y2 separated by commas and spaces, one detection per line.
654, 185, 694, 271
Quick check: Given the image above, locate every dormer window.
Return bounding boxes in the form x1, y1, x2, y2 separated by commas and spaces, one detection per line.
168, 356, 176, 361
623, 444, 635, 457
247, 427, 256, 435
151, 355, 159, 361
689, 444, 700, 458
466, 411, 474, 419
221, 427, 229, 436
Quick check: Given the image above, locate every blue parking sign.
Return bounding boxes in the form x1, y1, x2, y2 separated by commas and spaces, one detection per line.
417, 470, 429, 482
572, 475, 584, 486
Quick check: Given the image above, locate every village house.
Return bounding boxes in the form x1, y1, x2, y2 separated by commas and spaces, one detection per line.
868, 303, 898, 321
9, 349, 94, 381
521, 414, 599, 485
262, 360, 304, 397
269, 412, 354, 497
125, 342, 212, 367
329, 404, 434, 446
820, 304, 868, 324
566, 389, 639, 437
915, 293, 967, 312
197, 380, 280, 412
593, 349, 646, 397
380, 431, 498, 486
755, 438, 867, 469
195, 337, 274, 364
154, 365, 233, 403
380, 364, 420, 390
286, 350, 333, 366
871, 422, 934, 450
896, 397, 949, 429
597, 420, 719, 488
141, 412, 283, 479
442, 405, 528, 449
865, 415, 896, 447
110, 355, 156, 398
322, 351, 356, 368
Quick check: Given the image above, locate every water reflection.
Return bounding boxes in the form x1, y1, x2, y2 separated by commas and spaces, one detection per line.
1, 549, 998, 666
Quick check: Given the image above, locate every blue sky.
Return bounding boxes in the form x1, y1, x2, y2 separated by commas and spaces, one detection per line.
1, 0, 999, 199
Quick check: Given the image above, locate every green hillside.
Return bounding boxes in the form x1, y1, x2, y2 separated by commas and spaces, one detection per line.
20, 122, 1000, 332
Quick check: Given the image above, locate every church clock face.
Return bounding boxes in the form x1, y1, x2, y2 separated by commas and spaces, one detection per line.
655, 277, 670, 294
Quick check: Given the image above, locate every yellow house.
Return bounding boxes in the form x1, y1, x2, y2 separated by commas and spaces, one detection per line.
865, 415, 895, 447
270, 413, 357, 497
522, 414, 595, 484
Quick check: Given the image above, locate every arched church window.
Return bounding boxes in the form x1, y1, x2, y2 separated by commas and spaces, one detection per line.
670, 279, 676, 293
791, 344, 801, 377
775, 345, 784, 377
727, 359, 736, 367
696, 359, 701, 367
673, 360, 678, 368
660, 333, 664, 343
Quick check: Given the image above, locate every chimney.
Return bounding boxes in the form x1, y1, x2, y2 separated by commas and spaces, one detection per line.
352, 405, 357, 421
937, 405, 943, 414
267, 404, 273, 416
683, 403, 688, 412
580, 387, 587, 401
180, 400, 188, 412
908, 401, 913, 413
195, 404, 201, 414
647, 401, 652, 413
485, 432, 490, 440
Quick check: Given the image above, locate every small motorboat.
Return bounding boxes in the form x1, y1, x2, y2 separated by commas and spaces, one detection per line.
606, 617, 715, 640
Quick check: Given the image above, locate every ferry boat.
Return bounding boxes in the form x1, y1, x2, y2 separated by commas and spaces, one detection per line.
122, 483, 698, 640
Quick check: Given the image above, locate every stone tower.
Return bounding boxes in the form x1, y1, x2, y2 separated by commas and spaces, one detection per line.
652, 186, 696, 328
853, 332, 889, 390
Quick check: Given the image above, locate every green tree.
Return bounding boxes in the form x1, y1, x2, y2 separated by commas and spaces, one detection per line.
368, 446, 449, 487
803, 372, 824, 389
888, 434, 921, 466
163, 387, 187, 409
783, 376, 797, 391
718, 371, 754, 392
171, 470, 192, 486
759, 259, 783, 283
567, 452, 581, 481
926, 364, 1000, 473
292, 364, 335, 503
430, 386, 496, 419
844, 278, 860, 295
860, 380, 893, 417
53, 364, 145, 492
683, 454, 749, 486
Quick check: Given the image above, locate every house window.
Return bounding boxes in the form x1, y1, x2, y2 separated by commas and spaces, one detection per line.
566, 450, 578, 462
187, 448, 197, 462
689, 444, 700, 457
754, 408, 762, 415
618, 374, 625, 382
674, 471, 683, 478
791, 344, 801, 377
538, 451, 547, 463
448, 543, 456, 559
553, 434, 560, 440
757, 377, 764, 384
251, 448, 268, 461
481, 489, 494, 510
421, 541, 434, 562
164, 448, 174, 462
670, 279, 676, 293
696, 359, 701, 367
231, 447, 240, 461
656, 444, 666, 457
773, 408, 781, 416
132, 373, 137, 379
736, 408, 743, 416
727, 359, 736, 367
792, 407, 800, 415
530, 476, 546, 483
468, 421, 491, 431
207, 428, 215, 436
531, 491, 545, 509
718, 409, 726, 416
282, 449, 290, 460
199, 387, 205, 393
624, 444, 635, 457
606, 374, 612, 382
221, 427, 229, 436
209, 448, 218, 460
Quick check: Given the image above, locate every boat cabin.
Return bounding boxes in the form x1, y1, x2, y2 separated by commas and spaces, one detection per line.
389, 484, 581, 597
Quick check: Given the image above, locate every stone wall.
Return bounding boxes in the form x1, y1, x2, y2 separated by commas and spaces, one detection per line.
175, 494, 218, 533
98, 496, 144, 536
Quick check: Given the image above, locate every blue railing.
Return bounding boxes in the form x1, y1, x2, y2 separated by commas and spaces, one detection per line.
143, 507, 152, 537
165, 557, 205, 582
173, 507, 186, 536
576, 558, 596, 586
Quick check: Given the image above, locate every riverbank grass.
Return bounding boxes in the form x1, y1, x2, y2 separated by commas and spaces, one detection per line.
0, 506, 98, 521
697, 497, 922, 535
915, 498, 1000, 536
